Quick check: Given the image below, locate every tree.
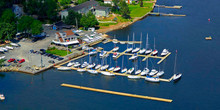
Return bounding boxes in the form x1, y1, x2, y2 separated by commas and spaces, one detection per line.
112, 0, 119, 6
58, 0, 71, 6
119, 1, 130, 19
0, 9, 16, 23
140, 0, 143, 7
77, 0, 88, 5
30, 20, 43, 35
17, 16, 34, 33
80, 11, 99, 29
45, 0, 58, 21
64, 10, 82, 26
0, 22, 16, 41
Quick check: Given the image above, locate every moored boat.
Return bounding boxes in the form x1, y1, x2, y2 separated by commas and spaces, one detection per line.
139, 48, 146, 54
128, 75, 141, 79
87, 63, 96, 69
108, 67, 115, 71
149, 69, 158, 76
112, 52, 119, 58
156, 71, 165, 77
87, 69, 98, 74
112, 47, 119, 52
127, 67, 134, 74
129, 53, 138, 60
126, 47, 132, 53
161, 49, 169, 56
113, 66, 121, 72
0, 94, 5, 100
100, 64, 109, 70
145, 76, 160, 82
73, 62, 81, 67
145, 49, 152, 54
141, 68, 149, 76
81, 62, 88, 68
67, 61, 75, 67
89, 49, 97, 55
5, 46, 13, 50
99, 50, 107, 57
95, 64, 101, 70
101, 71, 115, 76
121, 68, 127, 73
57, 67, 71, 71
173, 73, 182, 81
132, 47, 140, 53
135, 70, 142, 75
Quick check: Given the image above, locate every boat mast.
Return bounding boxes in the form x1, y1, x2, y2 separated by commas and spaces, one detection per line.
127, 35, 129, 49
146, 33, 148, 49
154, 37, 156, 50
133, 32, 135, 48
173, 50, 177, 74
122, 56, 124, 68
140, 32, 142, 48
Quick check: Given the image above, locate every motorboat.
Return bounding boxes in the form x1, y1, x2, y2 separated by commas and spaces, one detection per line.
87, 63, 96, 69
135, 70, 142, 75
101, 71, 115, 76
126, 47, 132, 53
99, 51, 107, 57
0, 56, 5, 60
152, 49, 158, 56
10, 43, 19, 47
112, 52, 119, 58
5, 46, 13, 50
87, 69, 98, 74
120, 41, 126, 44
127, 67, 134, 74
132, 47, 140, 53
112, 39, 118, 44
128, 75, 141, 79
0, 49, 4, 53
156, 71, 165, 77
173, 73, 182, 81
112, 47, 119, 52
108, 67, 115, 71
149, 69, 158, 76
129, 53, 138, 60
0, 94, 5, 100
145, 49, 152, 54
95, 64, 101, 70
121, 68, 127, 73
145, 76, 160, 82
89, 49, 97, 55
140, 68, 149, 76
161, 49, 169, 56
81, 62, 88, 68
113, 66, 121, 72
139, 48, 146, 54
73, 62, 81, 67
100, 64, 109, 70
67, 61, 75, 67
57, 67, 71, 71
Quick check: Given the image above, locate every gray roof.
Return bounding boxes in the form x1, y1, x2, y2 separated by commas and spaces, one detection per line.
95, 6, 109, 11
69, 0, 99, 12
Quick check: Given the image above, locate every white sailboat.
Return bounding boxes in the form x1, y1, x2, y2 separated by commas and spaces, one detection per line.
129, 53, 138, 60
100, 58, 109, 70
161, 49, 169, 56
139, 33, 146, 54
145, 33, 152, 55
67, 61, 75, 67
99, 50, 107, 57
77, 68, 86, 72
87, 69, 98, 74
173, 50, 182, 81
89, 49, 97, 55
108, 58, 114, 71
132, 33, 140, 53
101, 71, 115, 76
112, 52, 119, 58
81, 62, 88, 68
126, 35, 133, 52
128, 75, 141, 79
149, 69, 158, 76
95, 64, 101, 70
152, 37, 158, 56
127, 67, 134, 74
121, 56, 127, 73
145, 76, 160, 82
57, 66, 71, 71
113, 66, 121, 72
73, 62, 81, 67
156, 70, 164, 77
87, 63, 96, 69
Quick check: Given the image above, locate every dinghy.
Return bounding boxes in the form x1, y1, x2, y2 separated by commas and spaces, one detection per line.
145, 76, 160, 82
89, 49, 97, 55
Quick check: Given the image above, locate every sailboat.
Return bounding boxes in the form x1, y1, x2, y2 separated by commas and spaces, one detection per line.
101, 71, 115, 76
127, 67, 134, 74
112, 35, 119, 52
139, 33, 146, 54
99, 50, 107, 57
145, 33, 152, 55
134, 61, 141, 75
95, 56, 101, 70
87, 69, 98, 74
129, 53, 138, 60
108, 58, 114, 71
81, 61, 89, 68
87, 53, 96, 69
149, 69, 158, 76
173, 50, 182, 81
112, 52, 119, 58
57, 66, 71, 71
161, 49, 169, 56
67, 61, 75, 67
121, 56, 127, 73
141, 58, 150, 76
145, 76, 160, 82
132, 33, 140, 53
112, 35, 118, 44
73, 62, 81, 67
152, 37, 158, 56
126, 35, 133, 52
100, 58, 109, 70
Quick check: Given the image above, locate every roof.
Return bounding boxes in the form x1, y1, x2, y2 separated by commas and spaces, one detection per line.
64, 30, 75, 36
96, 6, 109, 11
69, 0, 99, 12
54, 21, 73, 29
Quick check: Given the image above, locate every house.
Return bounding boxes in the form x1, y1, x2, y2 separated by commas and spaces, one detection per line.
104, 0, 113, 5
61, 0, 99, 19
95, 6, 110, 17
12, 4, 23, 17
52, 30, 79, 46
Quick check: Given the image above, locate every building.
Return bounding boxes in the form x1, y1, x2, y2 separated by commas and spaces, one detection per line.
52, 30, 79, 46
95, 6, 110, 17
104, 0, 113, 5
61, 0, 99, 19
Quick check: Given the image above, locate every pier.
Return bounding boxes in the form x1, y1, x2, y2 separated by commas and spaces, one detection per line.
61, 83, 173, 102
155, 5, 182, 9
149, 12, 186, 17
103, 39, 142, 44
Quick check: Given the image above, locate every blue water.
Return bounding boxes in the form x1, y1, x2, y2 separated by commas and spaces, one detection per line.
1, 0, 220, 109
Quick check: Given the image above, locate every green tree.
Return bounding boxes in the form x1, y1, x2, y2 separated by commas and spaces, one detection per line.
140, 0, 143, 7
77, 0, 88, 5
119, 1, 130, 19
31, 20, 43, 35
58, 0, 71, 6
17, 16, 34, 33
0, 22, 16, 41
0, 9, 16, 23
45, 0, 58, 21
64, 10, 82, 26
80, 11, 99, 29
112, 0, 119, 6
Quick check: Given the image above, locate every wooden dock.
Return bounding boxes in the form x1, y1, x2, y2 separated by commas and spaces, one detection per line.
61, 83, 173, 102
149, 13, 186, 17
103, 39, 142, 44
155, 5, 182, 9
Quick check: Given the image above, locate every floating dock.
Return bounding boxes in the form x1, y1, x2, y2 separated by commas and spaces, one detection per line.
155, 5, 182, 9
61, 83, 173, 102
103, 39, 142, 44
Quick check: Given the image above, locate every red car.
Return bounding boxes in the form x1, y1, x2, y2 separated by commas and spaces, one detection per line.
19, 59, 25, 63
8, 58, 15, 62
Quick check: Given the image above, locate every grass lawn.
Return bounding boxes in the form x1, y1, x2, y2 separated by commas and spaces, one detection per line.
0, 59, 5, 66
129, 3, 153, 18
46, 48, 72, 56
99, 22, 118, 26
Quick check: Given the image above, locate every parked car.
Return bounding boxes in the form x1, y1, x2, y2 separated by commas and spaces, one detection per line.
8, 58, 15, 62
30, 49, 34, 53
58, 57, 64, 61
40, 49, 46, 52
48, 60, 55, 64
19, 59, 25, 63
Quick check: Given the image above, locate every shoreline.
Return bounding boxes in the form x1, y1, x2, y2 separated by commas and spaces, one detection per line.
97, 0, 157, 34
